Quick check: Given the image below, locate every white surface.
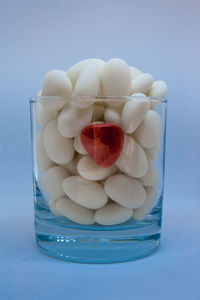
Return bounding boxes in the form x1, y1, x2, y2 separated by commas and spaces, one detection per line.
63, 176, 108, 209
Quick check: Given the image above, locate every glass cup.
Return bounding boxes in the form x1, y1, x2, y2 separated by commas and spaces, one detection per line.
30, 96, 167, 263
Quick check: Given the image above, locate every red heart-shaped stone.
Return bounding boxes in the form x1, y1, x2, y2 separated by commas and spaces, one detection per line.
80, 123, 124, 168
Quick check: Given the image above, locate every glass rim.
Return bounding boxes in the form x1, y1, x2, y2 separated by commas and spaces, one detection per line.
29, 95, 167, 104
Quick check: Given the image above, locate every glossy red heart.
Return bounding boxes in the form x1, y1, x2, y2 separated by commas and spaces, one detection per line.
81, 123, 124, 168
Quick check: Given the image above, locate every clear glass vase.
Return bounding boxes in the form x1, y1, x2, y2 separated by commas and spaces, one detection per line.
30, 96, 167, 263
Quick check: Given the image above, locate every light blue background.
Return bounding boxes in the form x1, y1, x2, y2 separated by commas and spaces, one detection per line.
1, 0, 199, 299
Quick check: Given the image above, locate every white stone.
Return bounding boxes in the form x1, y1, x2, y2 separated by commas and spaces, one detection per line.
63, 176, 108, 209
41, 166, 69, 200
132, 92, 147, 97
134, 110, 161, 148
56, 196, 95, 225
93, 104, 105, 121
37, 90, 41, 96
148, 80, 167, 98
37, 102, 58, 127
77, 156, 117, 181
66, 58, 105, 87
101, 58, 131, 106
129, 66, 142, 80
44, 120, 74, 164
37, 129, 55, 171
49, 198, 62, 216
73, 136, 87, 154
104, 174, 146, 209
95, 203, 133, 225
102, 58, 131, 96
144, 145, 159, 162
104, 107, 121, 126
121, 95, 150, 134
131, 73, 154, 95
148, 80, 167, 109
115, 135, 148, 178
73, 64, 101, 108
58, 103, 93, 138
134, 185, 157, 221
139, 163, 158, 186
41, 70, 72, 111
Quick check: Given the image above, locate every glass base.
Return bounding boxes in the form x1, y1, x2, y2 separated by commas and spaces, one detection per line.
36, 227, 160, 264
34, 183, 162, 263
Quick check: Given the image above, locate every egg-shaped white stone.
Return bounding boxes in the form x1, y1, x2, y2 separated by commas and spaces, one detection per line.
134, 110, 161, 148
44, 120, 74, 164
73, 64, 101, 108
63, 176, 108, 209
121, 95, 150, 134
41, 166, 69, 200
131, 73, 154, 95
115, 135, 148, 178
104, 174, 146, 209
148, 80, 167, 98
139, 163, 158, 186
132, 93, 147, 97
93, 104, 105, 121
73, 136, 88, 155
104, 107, 121, 126
37, 102, 58, 127
66, 58, 105, 87
133, 185, 157, 221
49, 198, 62, 216
95, 203, 133, 225
129, 66, 142, 80
77, 156, 117, 181
41, 70, 72, 111
58, 103, 93, 138
37, 129, 55, 171
144, 145, 160, 162
148, 80, 167, 109
101, 58, 131, 106
56, 196, 95, 225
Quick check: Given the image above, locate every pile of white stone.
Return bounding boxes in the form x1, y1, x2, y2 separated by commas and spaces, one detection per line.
36, 58, 167, 226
